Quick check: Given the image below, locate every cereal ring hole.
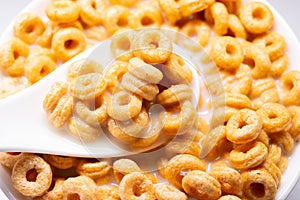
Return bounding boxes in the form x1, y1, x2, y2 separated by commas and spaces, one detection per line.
117, 18, 128, 27
26, 168, 38, 182
243, 57, 255, 68
141, 16, 154, 26
283, 79, 294, 91
25, 24, 34, 33
252, 7, 266, 20
150, 41, 159, 48
67, 193, 80, 200
117, 37, 131, 51
64, 39, 79, 50
249, 183, 265, 198
133, 184, 143, 197
226, 44, 237, 55
13, 51, 20, 59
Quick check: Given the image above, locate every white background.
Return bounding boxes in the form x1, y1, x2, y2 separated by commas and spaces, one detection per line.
0, 0, 299, 199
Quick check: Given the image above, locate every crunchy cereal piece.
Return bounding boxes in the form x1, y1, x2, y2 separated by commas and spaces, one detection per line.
103, 5, 131, 34
157, 0, 182, 24
78, 0, 108, 26
227, 14, 247, 39
76, 159, 111, 180
96, 185, 120, 200
43, 154, 77, 169
205, 2, 229, 35
0, 152, 28, 169
103, 60, 128, 93
155, 184, 188, 200
34, 178, 64, 200
280, 70, 300, 106
45, 1, 80, 23
67, 117, 100, 141
178, 0, 215, 17
48, 95, 73, 128
113, 159, 141, 183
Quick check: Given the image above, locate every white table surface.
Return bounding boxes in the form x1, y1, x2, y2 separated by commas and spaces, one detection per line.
0, 1, 299, 199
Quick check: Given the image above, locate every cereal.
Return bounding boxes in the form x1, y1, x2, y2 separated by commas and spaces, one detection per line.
11, 154, 52, 197
67, 59, 103, 82
249, 78, 276, 99
113, 159, 141, 183
96, 185, 120, 200
67, 117, 100, 141
76, 159, 111, 180
110, 30, 135, 62
280, 70, 300, 106
288, 106, 300, 141
252, 88, 280, 110
43, 154, 77, 170
78, 0, 107, 26
178, 0, 215, 17
110, 0, 137, 7
218, 195, 241, 200
165, 140, 201, 157
34, 178, 64, 200
154, 184, 188, 200
270, 131, 295, 154
45, 1, 80, 23
0, 152, 27, 169
205, 2, 229, 36
104, 60, 128, 92
270, 54, 289, 78
48, 95, 73, 128
103, 5, 131, 34
227, 14, 247, 39
157, 0, 181, 24
156, 84, 192, 107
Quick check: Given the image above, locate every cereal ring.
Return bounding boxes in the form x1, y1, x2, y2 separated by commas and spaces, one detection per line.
96, 185, 120, 200
119, 172, 155, 200
262, 160, 282, 188
76, 159, 111, 180
104, 60, 128, 93
218, 195, 241, 200
164, 154, 206, 189
62, 175, 97, 199
110, 30, 135, 62
43, 81, 69, 114
13, 13, 45, 44
280, 70, 300, 106
288, 106, 300, 141
157, 158, 168, 179
165, 140, 201, 157
68, 117, 100, 141
110, 0, 137, 7
157, 0, 181, 24
256, 102, 291, 134
48, 95, 73, 128
52, 27, 86, 61
35, 178, 64, 200
243, 44, 271, 79
78, 0, 107, 26
270, 54, 288, 78
11, 154, 52, 197
225, 92, 252, 109
249, 78, 276, 99
227, 14, 247, 39
226, 109, 262, 144
179, 0, 215, 17
45, 1, 80, 23
219, 0, 242, 14
211, 36, 243, 70
229, 141, 268, 170
0, 38, 29, 76
113, 159, 141, 183
253, 32, 286, 62
239, 1, 274, 34
107, 89, 143, 121
267, 144, 282, 165
133, 29, 172, 64
29, 46, 55, 62
25, 55, 56, 84
252, 88, 279, 110
270, 131, 295, 154
53, 20, 84, 33
85, 25, 109, 42
129, 2, 163, 29
0, 152, 27, 169
256, 129, 270, 147
278, 156, 288, 173
103, 5, 130, 34
163, 54, 193, 84
43, 154, 77, 170
182, 170, 222, 200
181, 19, 211, 47
241, 169, 277, 200
156, 84, 192, 107
67, 59, 103, 82
155, 184, 188, 200
36, 22, 53, 47
72, 73, 107, 100
205, 2, 229, 35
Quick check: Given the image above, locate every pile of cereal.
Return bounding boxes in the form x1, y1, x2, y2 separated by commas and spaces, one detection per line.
0, 0, 299, 199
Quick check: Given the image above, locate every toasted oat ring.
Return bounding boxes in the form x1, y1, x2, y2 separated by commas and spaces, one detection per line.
270, 131, 295, 154
262, 160, 282, 188
226, 109, 262, 144
239, 1, 274, 34
133, 29, 172, 64
218, 195, 241, 200
13, 13, 45, 44
211, 36, 243, 70
165, 140, 201, 157
249, 78, 276, 99
252, 88, 280, 110
156, 84, 193, 107
103, 5, 130, 34
110, 30, 135, 62
119, 172, 155, 200
109, 0, 137, 6
0, 152, 27, 169
182, 170, 222, 200
48, 95, 73, 128
227, 14, 247, 39
68, 117, 99, 141
46, 1, 80, 23
270, 54, 288, 78
179, 0, 215, 17
229, 141, 268, 170
163, 53, 193, 84
205, 2, 229, 35
266, 144, 282, 165
157, 0, 181, 24
225, 92, 252, 109
243, 44, 271, 79
104, 60, 128, 93
37, 178, 64, 200
164, 154, 206, 189
107, 89, 143, 121
0, 38, 29, 76
11, 154, 52, 197
256, 102, 291, 133
43, 154, 77, 169
62, 176, 97, 199
253, 32, 286, 62
96, 185, 120, 200
43, 81, 69, 114
288, 106, 300, 141
154, 184, 188, 200
241, 169, 277, 200
280, 70, 300, 106
232, 64, 252, 95
78, 0, 107, 26
113, 159, 141, 183
76, 160, 111, 180
52, 27, 86, 61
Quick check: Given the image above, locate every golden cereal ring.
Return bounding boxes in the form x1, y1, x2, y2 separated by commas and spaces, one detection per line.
96, 185, 120, 200
53, 20, 84, 33
280, 70, 300, 106
110, 0, 137, 7
266, 144, 282, 166
229, 141, 268, 170
288, 106, 300, 141
76, 159, 111, 180
48, 95, 73, 128
43, 81, 69, 114
85, 25, 109, 42
270, 54, 288, 78
249, 78, 276, 99
62, 175, 97, 199
218, 195, 241, 200
205, 2, 229, 35
219, 0, 242, 14
157, 158, 168, 179
256, 102, 291, 134
253, 32, 286, 62
226, 109, 262, 144
113, 159, 141, 183
67, 59, 103, 82
78, 0, 108, 26
182, 170, 222, 200
45, 1, 80, 23
35, 178, 64, 200
243, 44, 271, 79
11, 154, 52, 197
103, 5, 130, 34
104, 60, 128, 93
157, 0, 181, 24
163, 54, 193, 84
52, 27, 86, 61
72, 73, 107, 100
239, 1, 274, 34
227, 14, 247, 39
270, 131, 295, 154
107, 89, 143, 121
68, 117, 99, 141
262, 160, 282, 188
211, 36, 243, 70
0, 38, 29, 76
29, 46, 55, 62
256, 129, 270, 147
119, 172, 155, 200
43, 154, 77, 170
0, 152, 27, 169
278, 156, 288, 173
156, 84, 192, 107
164, 154, 206, 189
129, 2, 163, 29
241, 169, 277, 200
13, 13, 45, 44
36, 22, 53, 48
165, 140, 201, 157
179, 0, 215, 17
252, 88, 280, 110
110, 30, 135, 62
133, 29, 172, 64
155, 184, 188, 200
25, 55, 56, 84
225, 92, 252, 109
